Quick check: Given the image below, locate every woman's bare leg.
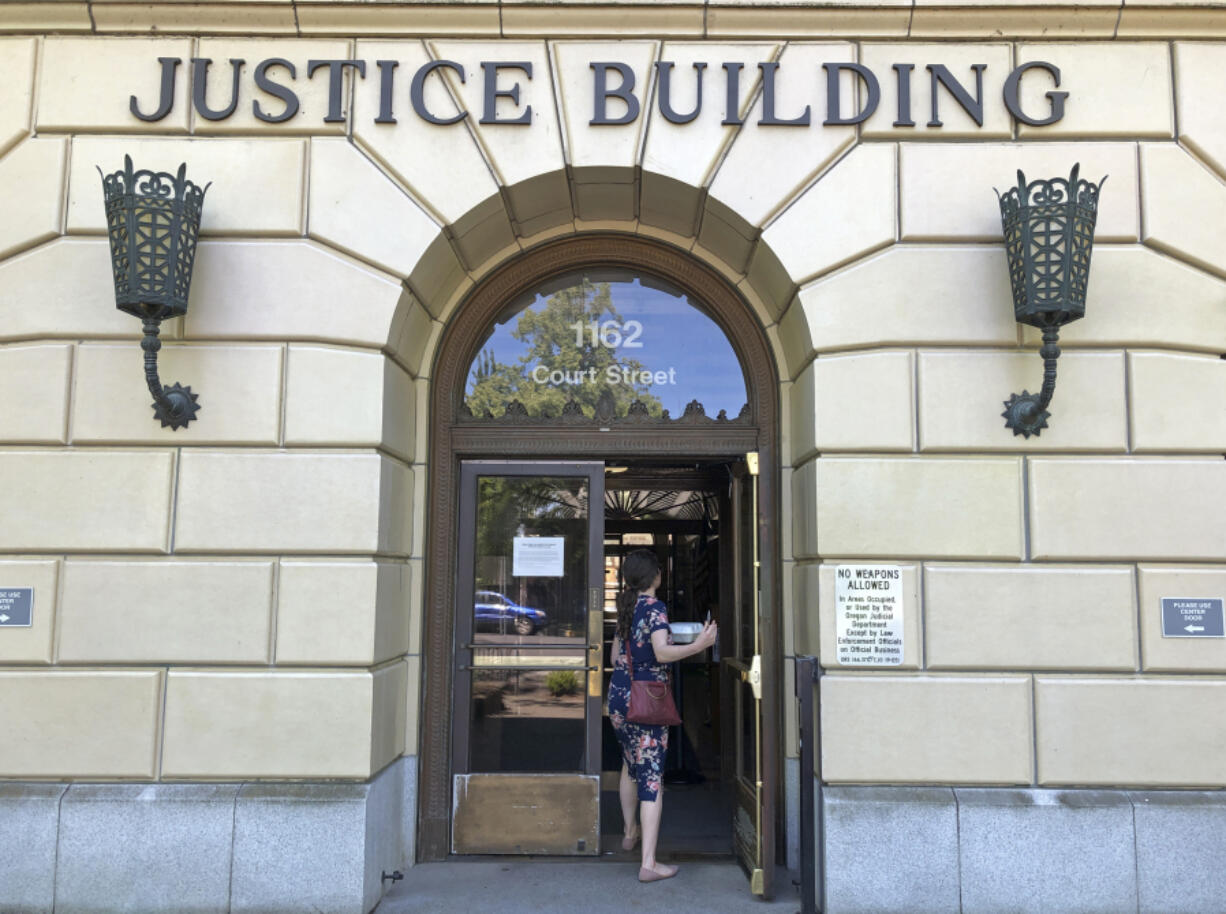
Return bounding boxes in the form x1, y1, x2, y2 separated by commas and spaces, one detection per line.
638, 795, 677, 877
619, 762, 638, 844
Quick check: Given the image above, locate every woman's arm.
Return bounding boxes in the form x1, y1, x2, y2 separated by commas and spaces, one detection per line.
649, 621, 717, 663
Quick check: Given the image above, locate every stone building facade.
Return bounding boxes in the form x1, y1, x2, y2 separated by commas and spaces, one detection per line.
1, 2, 1225, 912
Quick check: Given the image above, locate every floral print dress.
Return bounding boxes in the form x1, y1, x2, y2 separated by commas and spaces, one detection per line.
608, 594, 672, 802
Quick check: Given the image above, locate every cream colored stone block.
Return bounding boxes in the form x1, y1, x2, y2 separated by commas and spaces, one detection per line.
798, 246, 1017, 354
388, 291, 435, 378
186, 241, 403, 348
406, 557, 424, 653
1022, 246, 1226, 353
1130, 352, 1226, 453
900, 143, 1139, 242
194, 39, 351, 135
819, 562, 921, 669
1175, 43, 1226, 180
69, 136, 305, 236
90, 3, 299, 34
58, 560, 273, 663
787, 366, 815, 463
792, 458, 818, 560
72, 343, 282, 445
162, 671, 379, 778
782, 562, 796, 658
0, 449, 173, 552
404, 653, 421, 755
1141, 144, 1226, 278
813, 350, 914, 452
277, 560, 410, 665
908, 4, 1119, 40
861, 43, 1013, 140
711, 43, 863, 227
413, 380, 431, 466
552, 41, 658, 171
284, 345, 382, 446
175, 451, 410, 555
380, 457, 414, 558
0, 670, 162, 777
777, 295, 813, 376
780, 465, 794, 561
642, 42, 778, 189
377, 561, 413, 661
762, 144, 896, 283
0, 559, 58, 664
382, 359, 417, 462
0, 344, 71, 444
1017, 43, 1173, 138
918, 350, 1127, 452
295, 3, 500, 37
793, 561, 821, 657
1030, 458, 1226, 561
0, 3, 92, 33
817, 457, 1024, 559
429, 41, 569, 223
308, 138, 441, 280
0, 138, 66, 261
1139, 566, 1226, 672
38, 38, 191, 133
0, 38, 36, 157
372, 660, 408, 770
708, 5, 912, 39
503, 5, 704, 36
1036, 676, 1226, 786
0, 240, 131, 341
352, 41, 500, 227
926, 564, 1137, 671
822, 674, 1033, 783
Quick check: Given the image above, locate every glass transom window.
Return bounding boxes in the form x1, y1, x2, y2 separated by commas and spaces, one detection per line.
463, 269, 749, 421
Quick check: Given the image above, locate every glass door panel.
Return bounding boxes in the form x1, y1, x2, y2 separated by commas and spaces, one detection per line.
452, 462, 604, 855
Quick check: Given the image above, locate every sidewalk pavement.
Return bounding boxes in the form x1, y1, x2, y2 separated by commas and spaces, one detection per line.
375, 860, 804, 913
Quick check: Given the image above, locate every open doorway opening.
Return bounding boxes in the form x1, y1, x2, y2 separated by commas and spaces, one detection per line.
599, 461, 737, 860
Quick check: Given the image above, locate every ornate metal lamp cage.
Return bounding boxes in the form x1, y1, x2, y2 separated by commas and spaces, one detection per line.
98, 155, 210, 430
996, 163, 1106, 438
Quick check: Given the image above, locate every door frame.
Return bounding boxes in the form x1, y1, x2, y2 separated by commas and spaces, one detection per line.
418, 234, 782, 864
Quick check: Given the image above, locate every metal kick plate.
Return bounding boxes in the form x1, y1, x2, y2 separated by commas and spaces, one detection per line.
452, 774, 600, 855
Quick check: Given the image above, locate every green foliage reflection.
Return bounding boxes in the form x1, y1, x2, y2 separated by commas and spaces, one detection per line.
465, 278, 664, 418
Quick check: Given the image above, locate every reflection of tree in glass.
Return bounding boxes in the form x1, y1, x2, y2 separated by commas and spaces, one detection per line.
475, 478, 588, 580
466, 278, 665, 418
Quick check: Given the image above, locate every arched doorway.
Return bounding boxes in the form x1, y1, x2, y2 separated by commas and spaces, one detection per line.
417, 234, 783, 896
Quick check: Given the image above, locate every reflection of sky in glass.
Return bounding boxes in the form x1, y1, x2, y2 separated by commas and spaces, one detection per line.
472, 277, 748, 417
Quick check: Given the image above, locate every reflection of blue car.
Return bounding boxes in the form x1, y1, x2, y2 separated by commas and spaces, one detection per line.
474, 590, 547, 635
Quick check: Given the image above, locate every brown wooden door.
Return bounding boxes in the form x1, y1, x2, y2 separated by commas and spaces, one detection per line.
450, 460, 605, 855
723, 452, 774, 897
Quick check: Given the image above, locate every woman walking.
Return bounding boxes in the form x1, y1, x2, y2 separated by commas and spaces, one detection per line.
608, 548, 718, 883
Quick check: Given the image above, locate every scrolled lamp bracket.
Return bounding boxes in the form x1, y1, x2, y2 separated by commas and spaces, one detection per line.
995, 163, 1106, 438
98, 155, 210, 430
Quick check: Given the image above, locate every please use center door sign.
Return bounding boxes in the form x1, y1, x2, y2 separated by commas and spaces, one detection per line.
835, 565, 903, 666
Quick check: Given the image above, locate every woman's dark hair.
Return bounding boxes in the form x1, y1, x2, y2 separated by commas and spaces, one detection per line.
616, 548, 660, 643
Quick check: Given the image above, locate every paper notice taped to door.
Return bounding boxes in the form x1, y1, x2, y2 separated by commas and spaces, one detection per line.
512, 536, 565, 577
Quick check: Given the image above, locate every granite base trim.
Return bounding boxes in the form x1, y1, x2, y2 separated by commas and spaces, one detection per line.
0, 756, 415, 914
821, 786, 1226, 914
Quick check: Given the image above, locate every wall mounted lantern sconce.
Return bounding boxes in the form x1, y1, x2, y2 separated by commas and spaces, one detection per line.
98, 155, 210, 430
995, 163, 1105, 438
